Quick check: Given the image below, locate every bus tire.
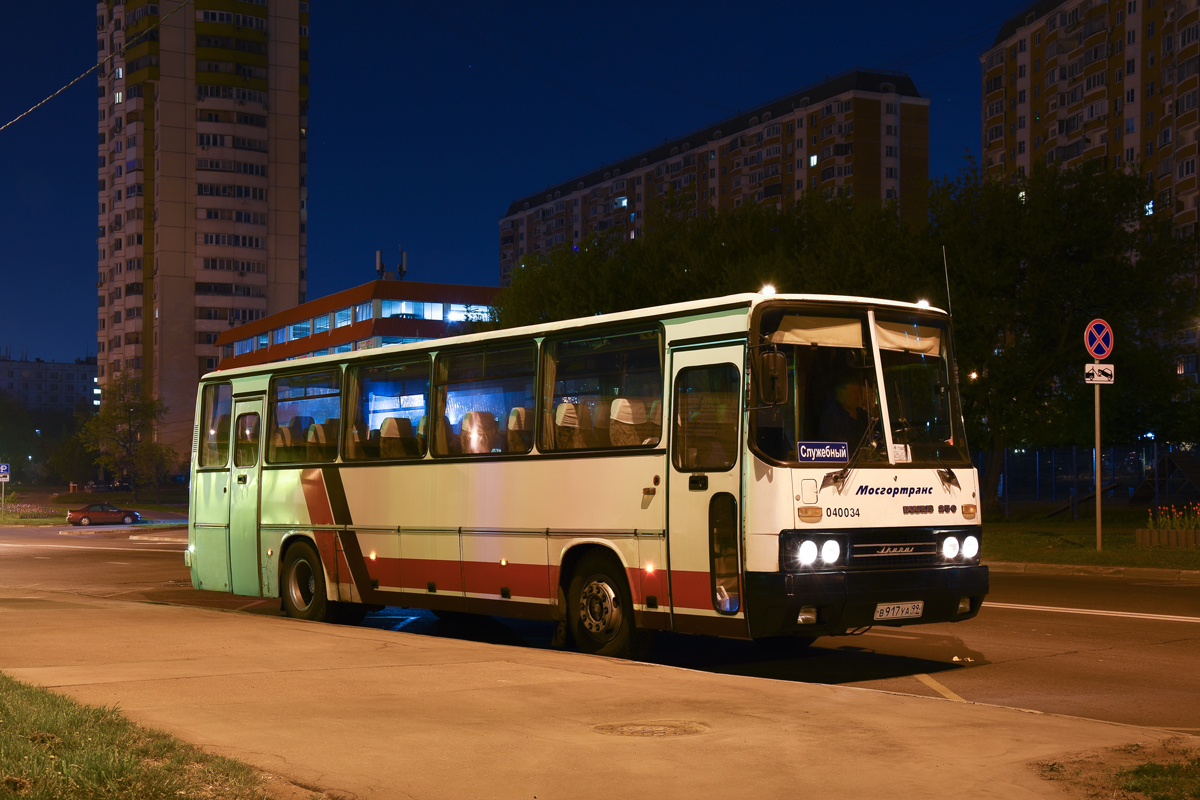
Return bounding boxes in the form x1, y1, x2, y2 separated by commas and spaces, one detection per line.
567, 551, 653, 659
281, 540, 329, 622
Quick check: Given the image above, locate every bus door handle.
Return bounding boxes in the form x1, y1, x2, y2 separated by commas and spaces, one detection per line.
237, 474, 247, 484
689, 475, 708, 491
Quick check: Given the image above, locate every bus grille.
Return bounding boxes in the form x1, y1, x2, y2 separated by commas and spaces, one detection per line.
847, 531, 938, 569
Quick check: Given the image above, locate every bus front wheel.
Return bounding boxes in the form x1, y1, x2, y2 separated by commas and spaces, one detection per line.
281, 540, 329, 622
567, 551, 653, 659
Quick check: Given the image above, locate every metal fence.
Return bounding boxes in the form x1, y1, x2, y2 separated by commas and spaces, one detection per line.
972, 443, 1197, 518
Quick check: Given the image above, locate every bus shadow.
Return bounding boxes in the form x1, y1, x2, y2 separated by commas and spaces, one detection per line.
361, 607, 988, 686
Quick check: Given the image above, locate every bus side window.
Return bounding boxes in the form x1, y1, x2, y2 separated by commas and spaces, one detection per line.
343, 358, 430, 461
672, 365, 740, 472
540, 328, 663, 452
709, 492, 740, 614
434, 344, 536, 456
198, 383, 232, 467
267, 370, 342, 464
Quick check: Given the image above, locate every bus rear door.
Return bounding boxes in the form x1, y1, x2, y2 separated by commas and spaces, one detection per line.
667, 343, 748, 638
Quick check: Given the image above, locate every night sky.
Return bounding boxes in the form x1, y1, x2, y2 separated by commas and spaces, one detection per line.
0, 0, 1032, 363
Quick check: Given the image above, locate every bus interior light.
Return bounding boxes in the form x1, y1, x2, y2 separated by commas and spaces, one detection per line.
820, 539, 840, 564
962, 535, 979, 559
942, 537, 960, 559
797, 540, 818, 566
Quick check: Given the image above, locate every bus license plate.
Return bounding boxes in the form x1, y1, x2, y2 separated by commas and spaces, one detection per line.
874, 601, 923, 621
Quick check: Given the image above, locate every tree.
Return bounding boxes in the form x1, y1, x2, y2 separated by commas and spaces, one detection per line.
80, 371, 170, 501
0, 392, 39, 481
134, 440, 179, 504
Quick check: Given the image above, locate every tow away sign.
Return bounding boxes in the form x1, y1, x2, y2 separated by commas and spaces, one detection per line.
1085, 364, 1114, 384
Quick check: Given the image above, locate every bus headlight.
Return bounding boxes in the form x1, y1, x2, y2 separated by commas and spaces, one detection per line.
941, 536, 960, 559
962, 535, 979, 559
797, 540, 818, 567
820, 539, 840, 565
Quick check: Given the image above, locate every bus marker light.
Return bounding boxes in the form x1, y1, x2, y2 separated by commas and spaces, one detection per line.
798, 606, 818, 624
942, 537, 960, 559
369, 551, 377, 561
500, 558, 508, 567
645, 563, 655, 574
266, 549, 272, 557
962, 504, 977, 520
798, 540, 818, 566
798, 507, 823, 522
821, 539, 840, 564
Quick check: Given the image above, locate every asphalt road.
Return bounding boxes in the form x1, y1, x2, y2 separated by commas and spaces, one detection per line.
2, 524, 1197, 733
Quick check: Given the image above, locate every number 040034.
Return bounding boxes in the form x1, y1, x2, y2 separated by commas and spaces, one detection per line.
827, 508, 860, 518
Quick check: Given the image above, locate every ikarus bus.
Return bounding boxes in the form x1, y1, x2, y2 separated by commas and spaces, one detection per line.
187, 293, 988, 657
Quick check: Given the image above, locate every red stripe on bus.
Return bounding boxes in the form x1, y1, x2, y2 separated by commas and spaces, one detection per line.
463, 560, 551, 599
669, 569, 720, 611
299, 469, 335, 526
397, 557, 464, 593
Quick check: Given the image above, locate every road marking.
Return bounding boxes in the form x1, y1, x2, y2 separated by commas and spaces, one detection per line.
986, 602, 1200, 625
233, 600, 272, 611
0, 543, 183, 554
106, 561, 130, 566
863, 630, 921, 640
915, 673, 964, 702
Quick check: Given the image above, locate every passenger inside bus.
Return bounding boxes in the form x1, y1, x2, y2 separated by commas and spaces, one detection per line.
818, 374, 869, 445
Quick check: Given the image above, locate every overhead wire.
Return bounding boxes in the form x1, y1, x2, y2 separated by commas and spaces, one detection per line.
0, 0, 194, 134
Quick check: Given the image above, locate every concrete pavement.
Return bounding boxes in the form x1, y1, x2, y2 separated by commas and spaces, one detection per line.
0, 588, 1184, 799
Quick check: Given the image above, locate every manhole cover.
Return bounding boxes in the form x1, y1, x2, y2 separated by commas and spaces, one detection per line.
592, 722, 708, 737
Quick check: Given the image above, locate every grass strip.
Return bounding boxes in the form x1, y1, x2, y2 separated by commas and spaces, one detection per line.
983, 505, 1200, 571
0, 672, 271, 799
1119, 756, 1200, 799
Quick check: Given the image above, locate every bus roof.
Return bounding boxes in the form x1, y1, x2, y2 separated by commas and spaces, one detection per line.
204, 292, 948, 381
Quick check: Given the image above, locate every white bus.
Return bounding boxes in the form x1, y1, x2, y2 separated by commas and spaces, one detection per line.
187, 293, 987, 657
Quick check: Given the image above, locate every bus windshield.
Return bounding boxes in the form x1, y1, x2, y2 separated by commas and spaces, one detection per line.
875, 312, 971, 466
751, 309, 888, 466
751, 305, 970, 467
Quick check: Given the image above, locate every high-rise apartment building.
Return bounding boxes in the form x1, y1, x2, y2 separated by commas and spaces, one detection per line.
0, 356, 98, 413
984, 0, 1198, 231
499, 70, 930, 286
95, 0, 308, 460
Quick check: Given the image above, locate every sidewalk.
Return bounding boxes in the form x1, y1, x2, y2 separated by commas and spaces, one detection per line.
0, 589, 1181, 799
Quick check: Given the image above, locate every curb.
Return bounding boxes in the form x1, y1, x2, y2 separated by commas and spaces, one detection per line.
59, 524, 186, 537
986, 560, 1200, 583
128, 532, 188, 543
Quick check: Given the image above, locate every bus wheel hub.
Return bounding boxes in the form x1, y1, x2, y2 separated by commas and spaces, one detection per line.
580, 579, 621, 636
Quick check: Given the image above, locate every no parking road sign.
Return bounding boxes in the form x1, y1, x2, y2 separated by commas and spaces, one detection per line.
0, 463, 8, 483
1085, 319, 1113, 359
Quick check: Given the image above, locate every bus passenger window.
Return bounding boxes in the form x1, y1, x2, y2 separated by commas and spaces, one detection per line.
672, 365, 740, 471
540, 328, 663, 451
709, 492, 740, 614
433, 344, 536, 456
344, 359, 430, 460
198, 383, 232, 467
267, 370, 342, 464
234, 413, 260, 468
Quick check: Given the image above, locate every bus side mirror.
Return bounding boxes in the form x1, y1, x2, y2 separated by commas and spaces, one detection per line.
759, 351, 788, 406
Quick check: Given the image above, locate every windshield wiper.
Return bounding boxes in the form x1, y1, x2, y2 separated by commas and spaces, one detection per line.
893, 414, 959, 490
821, 411, 882, 493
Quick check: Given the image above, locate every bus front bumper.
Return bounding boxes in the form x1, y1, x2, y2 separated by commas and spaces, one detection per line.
744, 565, 989, 639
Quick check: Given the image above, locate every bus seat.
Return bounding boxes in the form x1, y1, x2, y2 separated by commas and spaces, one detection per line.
461, 411, 499, 454
554, 402, 592, 450
434, 415, 459, 455
643, 399, 663, 443
380, 417, 419, 457
507, 406, 533, 452
609, 398, 646, 447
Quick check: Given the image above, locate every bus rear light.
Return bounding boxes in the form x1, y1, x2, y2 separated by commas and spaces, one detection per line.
797, 606, 818, 624
797, 507, 823, 522
962, 504, 978, 520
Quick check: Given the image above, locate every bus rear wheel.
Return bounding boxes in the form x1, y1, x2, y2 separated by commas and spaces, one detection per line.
281, 540, 329, 622
567, 551, 653, 659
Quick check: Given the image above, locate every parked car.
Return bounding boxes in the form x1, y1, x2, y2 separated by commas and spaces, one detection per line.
66, 504, 141, 526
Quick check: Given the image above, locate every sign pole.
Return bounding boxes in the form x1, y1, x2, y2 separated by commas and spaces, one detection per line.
1095, 358, 1101, 551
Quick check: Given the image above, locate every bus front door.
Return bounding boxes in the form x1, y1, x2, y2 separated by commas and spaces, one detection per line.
667, 343, 748, 638
228, 397, 264, 596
